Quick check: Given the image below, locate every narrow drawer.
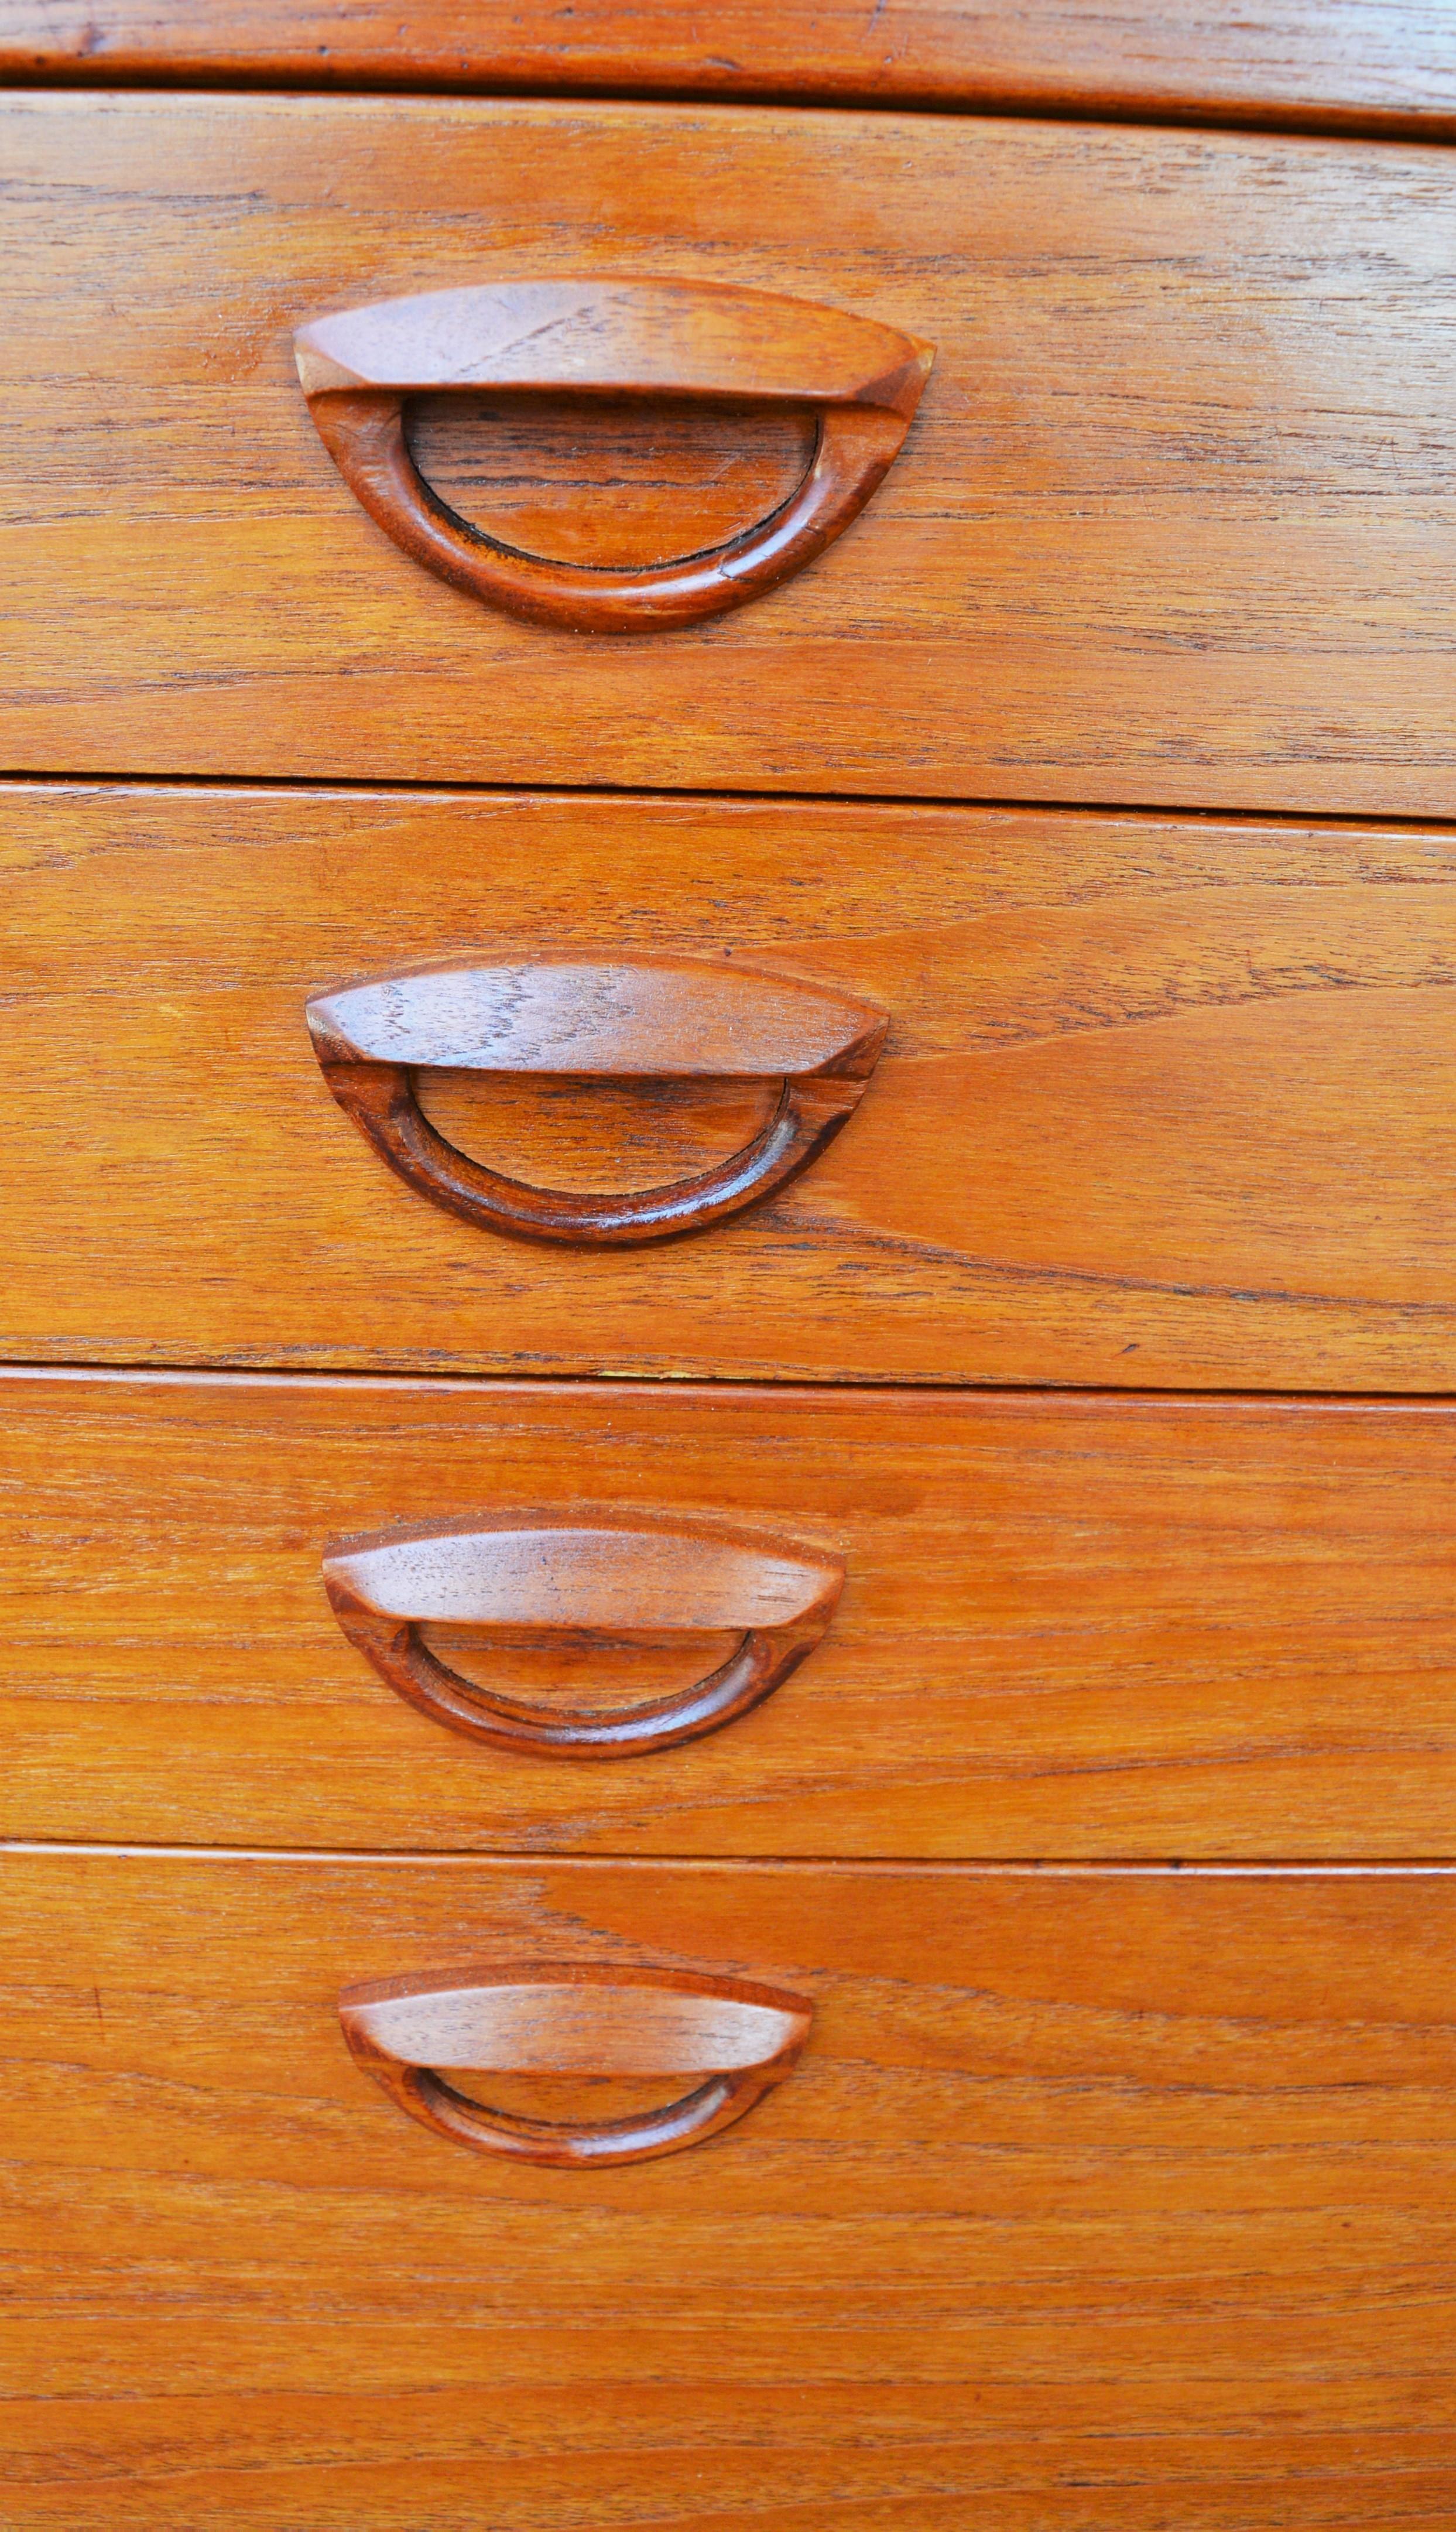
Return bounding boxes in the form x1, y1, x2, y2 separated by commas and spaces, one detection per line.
4, 94, 1455, 810
8, 783, 1456, 1389
9, 1368, 1456, 1857
4, 1850, 1454, 2527
6, 0, 1455, 131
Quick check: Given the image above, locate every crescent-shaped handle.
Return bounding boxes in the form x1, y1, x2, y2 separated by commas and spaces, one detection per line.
294, 277, 935, 631
323, 1514, 845, 1756
306, 954, 888, 1248
339, 1964, 813, 2165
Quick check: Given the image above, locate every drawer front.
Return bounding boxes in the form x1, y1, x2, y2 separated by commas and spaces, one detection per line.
9, 1368, 1456, 1857
6, 2, 1455, 129
5, 94, 1455, 809
7, 783, 1456, 1389
4, 1850, 1454, 2526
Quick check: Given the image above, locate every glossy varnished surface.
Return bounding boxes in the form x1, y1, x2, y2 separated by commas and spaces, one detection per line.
2, 0, 1454, 132
4, 96, 1456, 807
9, 1370, 1456, 1856
6, 784, 1456, 1386
2, 1852, 1455, 2525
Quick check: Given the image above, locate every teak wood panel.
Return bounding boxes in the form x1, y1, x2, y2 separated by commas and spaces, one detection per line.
5, 95, 1456, 811
11, 1370, 1456, 1857
4, 1, 1455, 135
3, 1852, 1455, 2527
8, 783, 1456, 1388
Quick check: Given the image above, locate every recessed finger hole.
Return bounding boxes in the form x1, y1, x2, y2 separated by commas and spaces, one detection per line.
412, 1072, 783, 1195
419, 1623, 745, 1716
430, 2069, 710, 2124
404, 391, 818, 570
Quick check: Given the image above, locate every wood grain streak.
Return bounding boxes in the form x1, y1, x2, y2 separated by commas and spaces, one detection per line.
2, 1853, 1455, 2525
2, 0, 1454, 134
8, 1369, 1456, 1857
5, 784, 1456, 1385
4, 95, 1455, 806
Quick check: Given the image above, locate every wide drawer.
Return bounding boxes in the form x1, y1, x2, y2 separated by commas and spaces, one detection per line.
4, 94, 1455, 809
3, 1850, 1454, 2527
6, 1, 1455, 131
9, 1368, 1456, 1856
8, 783, 1456, 1388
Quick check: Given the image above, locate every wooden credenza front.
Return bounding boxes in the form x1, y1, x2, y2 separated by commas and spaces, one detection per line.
2, 9, 1455, 2524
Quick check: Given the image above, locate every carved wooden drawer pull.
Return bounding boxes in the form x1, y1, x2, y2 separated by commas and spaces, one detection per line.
307, 954, 887, 1246
339, 1963, 813, 2165
323, 1514, 844, 1756
294, 278, 934, 630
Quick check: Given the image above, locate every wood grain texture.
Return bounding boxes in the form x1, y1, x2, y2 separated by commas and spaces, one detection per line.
2, 0, 1454, 134
4, 93, 1456, 810
10, 1369, 1456, 1858
7, 782, 1456, 1388
4, 1850, 1456, 2526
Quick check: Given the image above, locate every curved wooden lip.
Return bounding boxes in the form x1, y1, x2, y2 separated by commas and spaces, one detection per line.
338, 1963, 814, 2077
322, 1513, 845, 1634
306, 955, 888, 1080
294, 277, 935, 419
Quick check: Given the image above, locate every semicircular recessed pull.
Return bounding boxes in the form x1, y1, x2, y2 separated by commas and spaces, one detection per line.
294, 276, 935, 631
323, 1513, 845, 1757
306, 954, 888, 1247
339, 1963, 813, 2165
